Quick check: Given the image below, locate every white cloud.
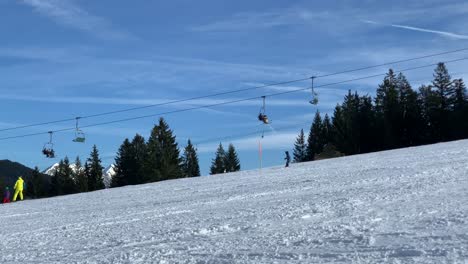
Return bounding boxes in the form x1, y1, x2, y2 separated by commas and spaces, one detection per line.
0, 94, 310, 108
190, 8, 331, 32
361, 19, 379, 25
362, 18, 468, 40
20, 0, 133, 40
0, 121, 23, 129
0, 46, 316, 93
390, 24, 468, 40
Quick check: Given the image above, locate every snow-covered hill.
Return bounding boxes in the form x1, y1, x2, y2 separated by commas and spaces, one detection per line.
2, 140, 467, 263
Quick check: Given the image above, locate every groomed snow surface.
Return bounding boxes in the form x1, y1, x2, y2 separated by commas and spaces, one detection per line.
1, 141, 468, 263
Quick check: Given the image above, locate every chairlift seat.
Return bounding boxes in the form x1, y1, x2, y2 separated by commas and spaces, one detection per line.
73, 137, 85, 143
310, 96, 319, 105
73, 130, 86, 143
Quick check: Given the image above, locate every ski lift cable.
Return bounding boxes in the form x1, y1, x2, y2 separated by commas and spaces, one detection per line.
0, 57, 467, 141
1, 47, 468, 133
314, 47, 468, 78
0, 77, 310, 133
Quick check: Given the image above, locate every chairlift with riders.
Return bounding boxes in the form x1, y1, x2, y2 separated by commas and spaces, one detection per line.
42, 131, 55, 158
258, 96, 270, 125
309, 76, 319, 105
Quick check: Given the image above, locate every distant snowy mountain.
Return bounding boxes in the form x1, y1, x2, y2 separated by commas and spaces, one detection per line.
42, 163, 60, 176
44, 163, 115, 188
103, 164, 116, 188
43, 163, 81, 176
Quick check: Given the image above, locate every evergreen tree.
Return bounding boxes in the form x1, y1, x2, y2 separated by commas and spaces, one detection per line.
322, 114, 333, 145
432, 63, 456, 108
293, 129, 307, 163
112, 138, 133, 188
51, 161, 65, 196
31, 166, 45, 198
430, 63, 455, 141
25, 179, 34, 198
131, 134, 147, 184
451, 78, 468, 139
306, 111, 323, 160
113, 135, 147, 187
145, 118, 182, 182
418, 85, 438, 143
49, 170, 60, 197
210, 143, 226, 174
181, 139, 201, 177
343, 91, 362, 154
57, 157, 77, 195
87, 145, 105, 191
331, 104, 346, 153
329, 91, 362, 155
0, 177, 5, 202
224, 143, 241, 172
396, 73, 424, 146
375, 69, 400, 150
357, 95, 377, 153
74, 156, 88, 193
145, 127, 161, 182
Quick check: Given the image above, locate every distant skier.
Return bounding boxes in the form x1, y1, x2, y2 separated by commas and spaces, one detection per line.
284, 151, 291, 167
2, 187, 10, 203
13, 176, 24, 202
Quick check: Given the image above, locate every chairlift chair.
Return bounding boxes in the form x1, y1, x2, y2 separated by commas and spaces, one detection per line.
309, 76, 319, 105
73, 130, 85, 143
72, 117, 86, 143
42, 131, 55, 158
258, 96, 270, 124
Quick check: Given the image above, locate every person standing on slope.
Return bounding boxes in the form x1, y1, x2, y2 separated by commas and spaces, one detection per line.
284, 151, 291, 167
2, 187, 10, 203
13, 176, 24, 202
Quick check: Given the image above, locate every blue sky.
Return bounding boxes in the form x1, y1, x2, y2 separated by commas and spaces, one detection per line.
1, 0, 468, 175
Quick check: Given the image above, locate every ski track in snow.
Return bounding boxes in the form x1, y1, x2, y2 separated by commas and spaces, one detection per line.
1, 140, 468, 263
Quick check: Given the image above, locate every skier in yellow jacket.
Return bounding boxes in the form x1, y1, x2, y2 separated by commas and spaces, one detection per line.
13, 176, 24, 202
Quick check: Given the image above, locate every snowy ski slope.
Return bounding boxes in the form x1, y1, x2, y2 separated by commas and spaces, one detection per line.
1, 140, 467, 263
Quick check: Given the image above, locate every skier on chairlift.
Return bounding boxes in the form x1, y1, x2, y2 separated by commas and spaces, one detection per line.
258, 113, 269, 124
42, 148, 55, 158
309, 76, 319, 105
42, 131, 55, 158
258, 96, 270, 124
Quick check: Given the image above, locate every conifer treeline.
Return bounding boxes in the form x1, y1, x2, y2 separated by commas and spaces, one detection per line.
111, 118, 200, 187
294, 63, 468, 162
210, 143, 241, 174
111, 118, 241, 188
26, 144, 106, 198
